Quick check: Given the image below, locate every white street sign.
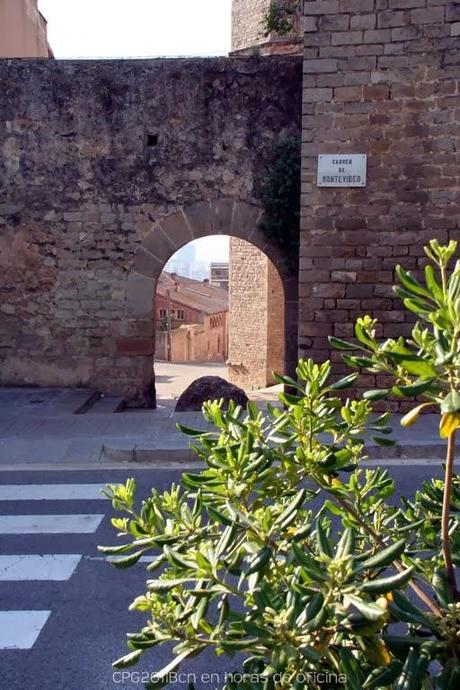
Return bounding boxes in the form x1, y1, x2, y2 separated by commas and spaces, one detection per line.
317, 154, 367, 187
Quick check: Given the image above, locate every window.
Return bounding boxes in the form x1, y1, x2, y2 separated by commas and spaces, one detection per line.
177, 309, 185, 320
147, 133, 159, 147
159, 309, 167, 318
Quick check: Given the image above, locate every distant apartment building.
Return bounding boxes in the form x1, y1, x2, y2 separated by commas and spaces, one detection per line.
165, 244, 209, 281
0, 0, 53, 57
155, 273, 228, 363
210, 262, 229, 290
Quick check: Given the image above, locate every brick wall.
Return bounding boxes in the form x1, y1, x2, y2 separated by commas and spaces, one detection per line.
228, 238, 285, 389
266, 256, 286, 380
232, 0, 303, 53
232, 0, 270, 50
300, 0, 460, 405
156, 313, 228, 363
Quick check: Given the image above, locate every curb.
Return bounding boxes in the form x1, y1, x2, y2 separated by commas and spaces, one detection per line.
367, 444, 447, 460
100, 443, 450, 464
100, 444, 196, 464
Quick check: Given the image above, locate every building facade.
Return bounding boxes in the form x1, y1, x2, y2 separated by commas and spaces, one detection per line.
155, 313, 228, 364
0, 0, 53, 57
155, 273, 228, 328
155, 273, 228, 363
210, 262, 229, 290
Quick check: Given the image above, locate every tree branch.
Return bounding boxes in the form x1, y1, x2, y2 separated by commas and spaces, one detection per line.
442, 431, 459, 601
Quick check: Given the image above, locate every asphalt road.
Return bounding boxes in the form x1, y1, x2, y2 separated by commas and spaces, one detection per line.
0, 464, 445, 690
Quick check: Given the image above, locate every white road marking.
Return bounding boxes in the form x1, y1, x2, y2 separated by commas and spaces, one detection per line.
0, 611, 51, 649
0, 484, 107, 501
0, 514, 104, 534
0, 555, 82, 581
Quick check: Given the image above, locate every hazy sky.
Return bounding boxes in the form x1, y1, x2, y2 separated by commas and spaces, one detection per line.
38, 0, 232, 59
169, 236, 230, 267
38, 1, 231, 261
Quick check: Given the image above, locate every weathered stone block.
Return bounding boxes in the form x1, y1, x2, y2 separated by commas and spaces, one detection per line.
158, 211, 193, 249
133, 247, 163, 279
125, 272, 155, 318
350, 13, 377, 29
211, 198, 235, 235
231, 202, 263, 240
303, 87, 333, 102
116, 337, 155, 356
388, 0, 424, 7
335, 86, 363, 101
304, 0, 340, 15
363, 84, 391, 99
331, 30, 364, 45
411, 7, 445, 24
320, 14, 350, 31
378, 10, 410, 27
303, 16, 318, 32
183, 201, 213, 239
341, 0, 375, 11
140, 226, 174, 264
363, 28, 392, 41
304, 58, 338, 73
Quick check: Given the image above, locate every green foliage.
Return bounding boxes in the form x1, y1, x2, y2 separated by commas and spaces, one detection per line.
329, 238, 460, 662
263, 2, 301, 37
102, 357, 460, 689
255, 137, 301, 274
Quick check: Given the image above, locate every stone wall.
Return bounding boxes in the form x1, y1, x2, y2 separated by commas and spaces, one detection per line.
228, 238, 285, 388
300, 0, 460, 405
228, 2, 299, 392
0, 57, 302, 402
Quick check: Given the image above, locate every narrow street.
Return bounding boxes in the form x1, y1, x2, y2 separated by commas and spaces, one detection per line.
154, 362, 282, 406
0, 464, 445, 690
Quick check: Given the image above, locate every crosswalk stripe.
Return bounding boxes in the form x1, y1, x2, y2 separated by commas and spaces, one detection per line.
0, 484, 107, 501
0, 611, 51, 649
0, 514, 104, 534
0, 484, 111, 651
0, 555, 82, 581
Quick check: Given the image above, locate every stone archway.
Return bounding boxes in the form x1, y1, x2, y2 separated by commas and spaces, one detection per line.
121, 199, 298, 406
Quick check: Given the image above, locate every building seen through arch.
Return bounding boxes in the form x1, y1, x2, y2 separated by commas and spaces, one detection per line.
153, 234, 286, 400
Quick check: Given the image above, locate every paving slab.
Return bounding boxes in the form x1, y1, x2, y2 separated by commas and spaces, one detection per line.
0, 386, 452, 467
0, 388, 97, 416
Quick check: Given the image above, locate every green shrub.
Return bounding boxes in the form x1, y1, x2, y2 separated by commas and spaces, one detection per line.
330, 239, 460, 605
262, 2, 301, 37
255, 137, 301, 275
101, 242, 460, 689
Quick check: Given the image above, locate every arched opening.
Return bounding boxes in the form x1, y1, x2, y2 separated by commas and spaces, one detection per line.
123, 199, 298, 408
153, 235, 286, 407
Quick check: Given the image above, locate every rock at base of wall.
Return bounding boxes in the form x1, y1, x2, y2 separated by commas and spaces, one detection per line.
175, 376, 249, 412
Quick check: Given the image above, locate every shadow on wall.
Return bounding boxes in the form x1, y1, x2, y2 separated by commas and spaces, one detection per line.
227, 362, 249, 378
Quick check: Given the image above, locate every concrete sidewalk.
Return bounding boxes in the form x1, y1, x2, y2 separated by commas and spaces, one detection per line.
0, 387, 449, 467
